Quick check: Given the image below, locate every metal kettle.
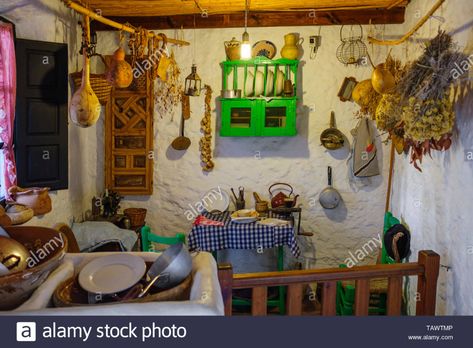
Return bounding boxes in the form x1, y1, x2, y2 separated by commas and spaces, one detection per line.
269, 183, 299, 208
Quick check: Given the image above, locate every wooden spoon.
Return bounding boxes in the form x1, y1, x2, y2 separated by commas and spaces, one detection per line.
171, 113, 191, 150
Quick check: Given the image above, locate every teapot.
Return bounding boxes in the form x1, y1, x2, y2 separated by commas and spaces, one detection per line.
224, 37, 241, 61
269, 183, 299, 208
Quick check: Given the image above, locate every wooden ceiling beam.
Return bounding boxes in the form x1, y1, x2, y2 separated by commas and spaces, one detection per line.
91, 8, 405, 31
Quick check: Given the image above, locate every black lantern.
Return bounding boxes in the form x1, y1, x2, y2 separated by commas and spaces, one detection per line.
184, 64, 201, 96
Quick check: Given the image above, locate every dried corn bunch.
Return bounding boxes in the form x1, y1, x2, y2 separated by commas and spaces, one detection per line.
402, 95, 455, 142
375, 93, 402, 132
154, 52, 182, 118
199, 85, 214, 172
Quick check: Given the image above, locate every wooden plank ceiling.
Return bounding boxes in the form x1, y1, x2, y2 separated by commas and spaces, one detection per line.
88, 0, 409, 29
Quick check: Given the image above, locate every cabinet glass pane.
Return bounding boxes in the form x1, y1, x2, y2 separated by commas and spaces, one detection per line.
230, 107, 252, 128
265, 106, 287, 128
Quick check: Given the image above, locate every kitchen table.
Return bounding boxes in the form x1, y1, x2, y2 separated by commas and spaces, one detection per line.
188, 211, 301, 314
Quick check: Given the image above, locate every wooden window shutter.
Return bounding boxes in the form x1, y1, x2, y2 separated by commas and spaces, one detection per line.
14, 39, 68, 190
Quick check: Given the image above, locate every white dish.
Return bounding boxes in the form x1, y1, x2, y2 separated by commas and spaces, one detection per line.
265, 70, 274, 96
257, 218, 290, 226
254, 70, 265, 96
245, 72, 254, 96
275, 69, 285, 96
200, 188, 230, 213
231, 217, 258, 224
78, 254, 146, 295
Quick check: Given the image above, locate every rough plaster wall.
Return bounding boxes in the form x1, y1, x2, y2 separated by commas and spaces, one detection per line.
388, 1, 473, 315
0, 0, 100, 226
96, 25, 394, 271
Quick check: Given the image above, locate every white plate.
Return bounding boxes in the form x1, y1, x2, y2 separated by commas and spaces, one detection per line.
265, 70, 274, 96
245, 72, 254, 96
254, 70, 265, 96
275, 69, 285, 96
78, 254, 146, 295
200, 188, 230, 213
257, 218, 290, 226
231, 217, 258, 224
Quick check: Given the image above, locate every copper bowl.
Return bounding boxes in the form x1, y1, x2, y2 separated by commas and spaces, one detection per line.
0, 226, 67, 310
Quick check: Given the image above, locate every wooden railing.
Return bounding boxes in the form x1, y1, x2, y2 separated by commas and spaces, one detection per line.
218, 250, 440, 316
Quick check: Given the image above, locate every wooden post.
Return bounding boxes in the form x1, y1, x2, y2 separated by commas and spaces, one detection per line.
286, 283, 303, 316
252, 287, 268, 316
322, 281, 337, 316
416, 250, 440, 315
217, 263, 233, 316
386, 276, 403, 315
354, 279, 370, 316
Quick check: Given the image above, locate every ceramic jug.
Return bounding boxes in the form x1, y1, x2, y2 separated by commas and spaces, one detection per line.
224, 37, 241, 61
281, 33, 303, 60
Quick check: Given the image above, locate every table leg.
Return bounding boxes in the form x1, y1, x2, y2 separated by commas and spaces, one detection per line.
278, 245, 286, 315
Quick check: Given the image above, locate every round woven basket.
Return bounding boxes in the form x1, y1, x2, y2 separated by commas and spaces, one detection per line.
124, 208, 147, 228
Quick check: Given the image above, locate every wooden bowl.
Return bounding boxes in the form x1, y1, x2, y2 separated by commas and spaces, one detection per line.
0, 226, 67, 310
53, 272, 192, 308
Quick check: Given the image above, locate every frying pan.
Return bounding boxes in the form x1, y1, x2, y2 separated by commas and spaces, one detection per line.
320, 111, 345, 150
319, 166, 342, 209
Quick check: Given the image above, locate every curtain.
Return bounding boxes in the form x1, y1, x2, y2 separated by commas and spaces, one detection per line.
0, 22, 16, 198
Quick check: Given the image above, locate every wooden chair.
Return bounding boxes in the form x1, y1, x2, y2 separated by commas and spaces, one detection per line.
141, 225, 186, 252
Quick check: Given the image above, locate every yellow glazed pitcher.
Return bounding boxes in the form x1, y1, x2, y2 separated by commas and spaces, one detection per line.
280, 33, 303, 60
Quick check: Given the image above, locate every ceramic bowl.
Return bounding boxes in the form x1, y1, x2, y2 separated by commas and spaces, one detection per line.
0, 226, 67, 310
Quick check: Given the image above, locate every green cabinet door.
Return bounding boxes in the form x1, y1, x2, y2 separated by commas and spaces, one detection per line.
260, 98, 297, 136
220, 99, 260, 136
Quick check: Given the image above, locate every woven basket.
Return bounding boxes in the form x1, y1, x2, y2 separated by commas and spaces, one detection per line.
70, 72, 112, 105
70, 54, 112, 105
124, 208, 147, 227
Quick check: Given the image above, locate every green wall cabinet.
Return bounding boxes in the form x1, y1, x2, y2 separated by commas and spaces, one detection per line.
219, 57, 299, 137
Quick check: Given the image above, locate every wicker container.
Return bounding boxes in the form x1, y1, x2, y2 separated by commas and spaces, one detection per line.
70, 71, 112, 105
124, 208, 147, 228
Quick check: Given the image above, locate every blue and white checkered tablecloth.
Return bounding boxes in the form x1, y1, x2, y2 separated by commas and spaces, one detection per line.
188, 211, 301, 257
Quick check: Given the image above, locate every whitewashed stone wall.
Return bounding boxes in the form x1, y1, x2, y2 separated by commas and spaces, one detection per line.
388, 0, 473, 315
2, 0, 472, 314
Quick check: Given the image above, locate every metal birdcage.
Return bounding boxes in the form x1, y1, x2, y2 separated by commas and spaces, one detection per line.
336, 24, 368, 66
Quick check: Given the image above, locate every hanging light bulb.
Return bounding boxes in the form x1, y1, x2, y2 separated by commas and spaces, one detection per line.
240, 0, 251, 60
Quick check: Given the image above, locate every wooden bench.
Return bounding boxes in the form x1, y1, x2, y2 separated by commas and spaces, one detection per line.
218, 250, 440, 316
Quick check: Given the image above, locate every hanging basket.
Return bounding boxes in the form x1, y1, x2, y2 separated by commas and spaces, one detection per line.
70, 54, 112, 105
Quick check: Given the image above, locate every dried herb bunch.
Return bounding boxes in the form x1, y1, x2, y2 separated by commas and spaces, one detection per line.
375, 55, 407, 132
397, 30, 468, 104
154, 52, 183, 118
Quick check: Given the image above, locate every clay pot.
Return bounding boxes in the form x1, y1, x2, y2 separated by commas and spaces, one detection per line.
224, 37, 241, 61
280, 33, 302, 60
8, 186, 52, 216
106, 47, 133, 88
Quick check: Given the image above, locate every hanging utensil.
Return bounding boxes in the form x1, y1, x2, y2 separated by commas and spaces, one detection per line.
319, 166, 342, 209
171, 112, 191, 150
320, 111, 345, 150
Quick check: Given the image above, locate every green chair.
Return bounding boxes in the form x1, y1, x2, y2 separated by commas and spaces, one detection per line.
141, 225, 186, 252
336, 212, 400, 315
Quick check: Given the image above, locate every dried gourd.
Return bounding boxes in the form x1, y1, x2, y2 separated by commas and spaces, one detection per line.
106, 47, 133, 88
